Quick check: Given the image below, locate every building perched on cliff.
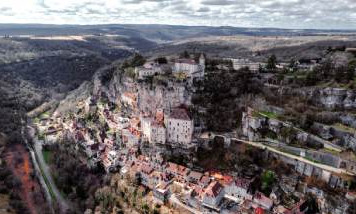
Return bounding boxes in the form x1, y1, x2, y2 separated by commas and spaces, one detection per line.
173, 54, 205, 79
165, 108, 194, 145
135, 62, 169, 79
229, 58, 263, 72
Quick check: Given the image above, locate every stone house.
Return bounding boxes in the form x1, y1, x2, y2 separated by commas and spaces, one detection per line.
173, 54, 205, 79
153, 182, 170, 204
139, 163, 154, 187
102, 150, 119, 172
224, 177, 252, 202
141, 117, 166, 144
165, 162, 190, 183
135, 62, 169, 79
202, 181, 224, 211
165, 108, 194, 145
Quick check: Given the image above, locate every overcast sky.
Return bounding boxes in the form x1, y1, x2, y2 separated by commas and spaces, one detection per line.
0, 0, 355, 29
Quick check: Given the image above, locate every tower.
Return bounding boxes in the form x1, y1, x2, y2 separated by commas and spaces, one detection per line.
199, 53, 205, 77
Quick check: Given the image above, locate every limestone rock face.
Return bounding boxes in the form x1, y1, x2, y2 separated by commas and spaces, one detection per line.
277, 86, 356, 110
137, 82, 191, 116
242, 112, 264, 141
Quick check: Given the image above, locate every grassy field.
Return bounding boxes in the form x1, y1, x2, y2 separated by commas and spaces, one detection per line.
259, 111, 279, 119
332, 123, 356, 133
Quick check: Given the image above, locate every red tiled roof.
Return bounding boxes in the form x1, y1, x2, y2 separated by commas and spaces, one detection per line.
166, 162, 189, 176
141, 163, 154, 175
189, 171, 203, 180
200, 175, 210, 184
255, 207, 264, 214
221, 175, 234, 185
204, 181, 223, 198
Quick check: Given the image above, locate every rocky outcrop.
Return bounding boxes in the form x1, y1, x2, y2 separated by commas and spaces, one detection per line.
56, 81, 93, 114
70, 62, 193, 117
275, 86, 356, 110
340, 114, 356, 128
242, 108, 342, 150
312, 122, 356, 151
137, 81, 191, 116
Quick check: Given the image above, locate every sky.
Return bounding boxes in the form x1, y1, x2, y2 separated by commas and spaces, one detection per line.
0, 0, 355, 29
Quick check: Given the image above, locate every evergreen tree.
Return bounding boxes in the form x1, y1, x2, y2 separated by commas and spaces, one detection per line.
266, 55, 277, 71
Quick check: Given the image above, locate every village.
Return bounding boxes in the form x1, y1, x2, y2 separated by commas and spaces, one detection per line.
31, 51, 356, 214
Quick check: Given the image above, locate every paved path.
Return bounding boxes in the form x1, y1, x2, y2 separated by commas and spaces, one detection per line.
21, 124, 55, 213
28, 126, 69, 213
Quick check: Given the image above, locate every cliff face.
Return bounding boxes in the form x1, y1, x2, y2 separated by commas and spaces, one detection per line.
75, 63, 192, 117
316, 88, 356, 109
137, 82, 191, 116
276, 87, 356, 109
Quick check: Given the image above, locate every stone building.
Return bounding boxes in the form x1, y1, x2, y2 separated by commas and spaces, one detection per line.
135, 62, 169, 79
173, 54, 205, 79
165, 108, 194, 145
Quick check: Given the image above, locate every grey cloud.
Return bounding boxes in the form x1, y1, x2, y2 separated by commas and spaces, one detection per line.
122, 0, 171, 4
201, 0, 236, 6
6, 0, 356, 29
197, 7, 210, 13
0, 7, 14, 16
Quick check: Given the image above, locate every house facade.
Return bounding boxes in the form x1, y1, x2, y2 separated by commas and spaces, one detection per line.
173, 54, 205, 79
165, 108, 194, 145
225, 177, 252, 201
202, 181, 225, 210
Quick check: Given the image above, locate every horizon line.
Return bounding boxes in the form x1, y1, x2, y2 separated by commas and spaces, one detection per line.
0, 22, 355, 32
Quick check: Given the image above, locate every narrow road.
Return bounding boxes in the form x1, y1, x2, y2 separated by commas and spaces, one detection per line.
27, 126, 69, 213
235, 138, 353, 175
214, 133, 355, 176
20, 123, 55, 214
207, 132, 354, 176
